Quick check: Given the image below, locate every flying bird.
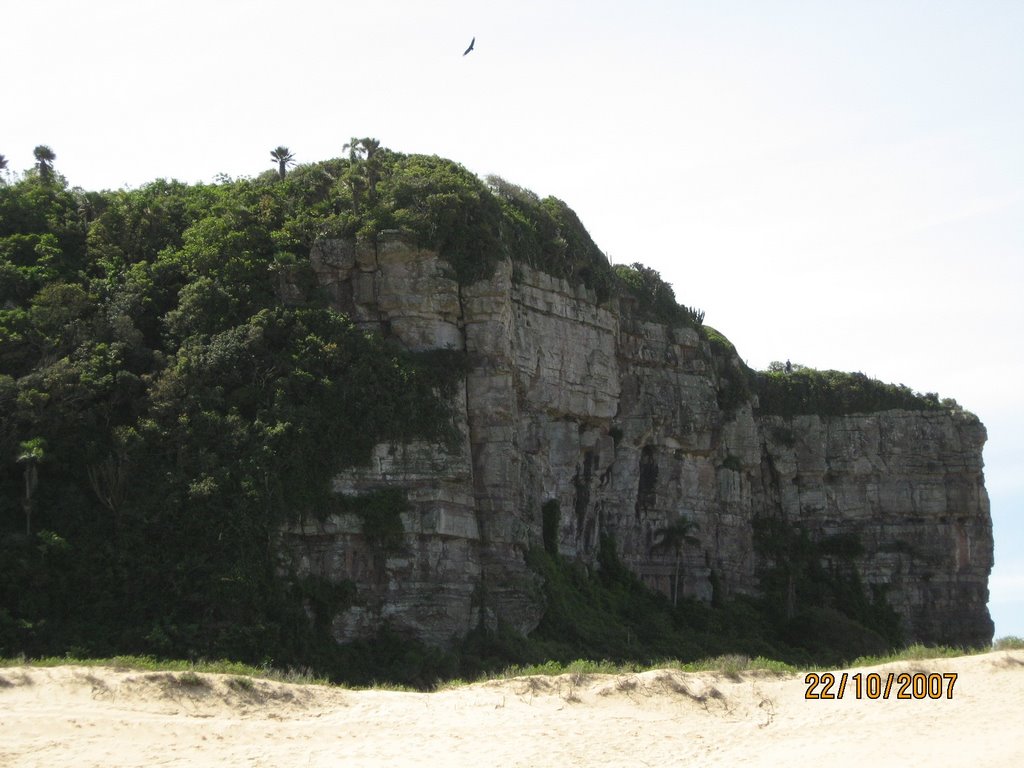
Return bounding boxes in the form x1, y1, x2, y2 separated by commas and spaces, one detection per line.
463, 37, 475, 56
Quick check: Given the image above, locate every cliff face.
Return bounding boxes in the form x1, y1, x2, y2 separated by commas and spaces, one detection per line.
755, 411, 992, 645
280, 235, 993, 648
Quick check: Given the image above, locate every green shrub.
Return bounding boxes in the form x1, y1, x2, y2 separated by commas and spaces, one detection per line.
702, 326, 735, 356
294, 575, 356, 630
175, 670, 208, 688
782, 607, 890, 665
332, 489, 409, 551
755, 368, 961, 417
228, 675, 255, 691
614, 263, 704, 328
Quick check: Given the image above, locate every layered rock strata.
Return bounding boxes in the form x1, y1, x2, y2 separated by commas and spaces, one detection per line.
280, 235, 993, 648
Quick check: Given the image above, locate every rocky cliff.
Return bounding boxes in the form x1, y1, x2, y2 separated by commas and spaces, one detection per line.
280, 234, 993, 649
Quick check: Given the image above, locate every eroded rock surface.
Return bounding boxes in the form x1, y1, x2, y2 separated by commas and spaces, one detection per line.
280, 235, 993, 648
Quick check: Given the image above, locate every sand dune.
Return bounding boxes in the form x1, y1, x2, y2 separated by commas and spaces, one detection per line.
1, 650, 1021, 767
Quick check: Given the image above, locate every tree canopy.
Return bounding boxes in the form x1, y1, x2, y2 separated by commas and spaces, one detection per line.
269, 146, 295, 179
32, 145, 56, 182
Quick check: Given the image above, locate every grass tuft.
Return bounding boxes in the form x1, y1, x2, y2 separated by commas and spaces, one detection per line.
175, 670, 208, 688
228, 676, 256, 692
994, 636, 1024, 650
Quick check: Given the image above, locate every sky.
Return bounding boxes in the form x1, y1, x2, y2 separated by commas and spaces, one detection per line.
3, 0, 1022, 639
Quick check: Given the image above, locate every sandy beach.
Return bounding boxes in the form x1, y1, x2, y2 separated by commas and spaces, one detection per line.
1, 650, 1021, 767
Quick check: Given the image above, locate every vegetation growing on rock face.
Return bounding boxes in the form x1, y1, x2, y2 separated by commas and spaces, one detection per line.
700, 326, 756, 416
331, 489, 409, 551
0, 156, 465, 665
0, 146, 969, 685
485, 175, 615, 298
752, 517, 903, 655
614, 262, 704, 328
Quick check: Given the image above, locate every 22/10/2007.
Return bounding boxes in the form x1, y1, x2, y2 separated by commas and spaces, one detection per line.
804, 672, 958, 700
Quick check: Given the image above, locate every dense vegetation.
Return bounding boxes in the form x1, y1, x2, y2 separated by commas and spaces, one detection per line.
0, 146, 958, 687
755, 362, 960, 417
0, 150, 475, 665
698, 325, 959, 418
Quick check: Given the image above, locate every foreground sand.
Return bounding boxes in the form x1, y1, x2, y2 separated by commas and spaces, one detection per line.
1, 650, 1021, 767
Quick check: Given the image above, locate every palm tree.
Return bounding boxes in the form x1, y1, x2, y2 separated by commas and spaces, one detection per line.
342, 137, 369, 212
343, 137, 366, 162
359, 137, 381, 160
270, 146, 295, 179
653, 516, 700, 607
359, 137, 382, 197
33, 145, 56, 181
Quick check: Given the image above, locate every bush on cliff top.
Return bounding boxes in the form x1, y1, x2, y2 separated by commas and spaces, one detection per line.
755, 365, 960, 417
699, 337, 964, 421
613, 262, 704, 328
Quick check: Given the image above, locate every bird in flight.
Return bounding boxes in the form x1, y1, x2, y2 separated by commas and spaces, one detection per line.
463, 37, 475, 56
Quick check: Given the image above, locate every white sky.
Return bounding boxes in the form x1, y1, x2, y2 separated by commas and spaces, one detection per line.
3, 0, 1022, 638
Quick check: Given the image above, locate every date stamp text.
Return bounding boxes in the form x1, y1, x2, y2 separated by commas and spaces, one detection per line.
804, 672, 957, 700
